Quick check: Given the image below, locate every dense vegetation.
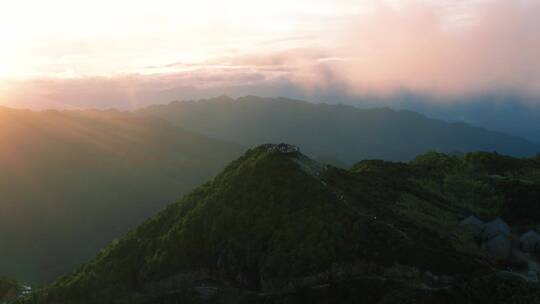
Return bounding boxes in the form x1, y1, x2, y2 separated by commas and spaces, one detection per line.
0, 278, 19, 302
139, 96, 539, 164
21, 145, 540, 303
0, 107, 243, 282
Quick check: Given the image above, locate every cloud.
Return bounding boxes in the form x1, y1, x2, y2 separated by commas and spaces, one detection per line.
0, 69, 283, 109
2, 0, 540, 109
287, 0, 540, 97
145, 0, 540, 99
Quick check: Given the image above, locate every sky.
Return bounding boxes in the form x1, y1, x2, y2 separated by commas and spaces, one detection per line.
0, 0, 539, 109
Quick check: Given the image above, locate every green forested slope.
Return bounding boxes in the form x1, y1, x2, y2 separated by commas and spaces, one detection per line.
23, 145, 540, 303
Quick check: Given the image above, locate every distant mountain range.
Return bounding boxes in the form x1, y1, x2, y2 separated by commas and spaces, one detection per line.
139, 96, 539, 165
0, 107, 243, 282
25, 144, 540, 303
9, 79, 539, 144
162, 88, 540, 144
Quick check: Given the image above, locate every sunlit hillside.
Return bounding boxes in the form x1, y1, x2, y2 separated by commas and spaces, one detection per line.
0, 107, 243, 282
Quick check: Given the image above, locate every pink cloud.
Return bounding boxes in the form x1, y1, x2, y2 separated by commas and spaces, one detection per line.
2, 0, 540, 109
290, 0, 540, 97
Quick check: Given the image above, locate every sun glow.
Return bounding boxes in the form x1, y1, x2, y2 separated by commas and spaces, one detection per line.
1, 0, 540, 108
0, 0, 363, 79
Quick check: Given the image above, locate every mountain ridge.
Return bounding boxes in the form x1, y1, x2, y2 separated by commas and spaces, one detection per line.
139, 96, 540, 164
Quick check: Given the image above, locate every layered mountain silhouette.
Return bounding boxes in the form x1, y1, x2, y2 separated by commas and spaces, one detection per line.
3, 96, 540, 290
25, 144, 540, 304
140, 96, 540, 165
0, 107, 243, 282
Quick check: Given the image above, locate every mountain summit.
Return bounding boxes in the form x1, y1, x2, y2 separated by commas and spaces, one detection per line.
27, 145, 540, 303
